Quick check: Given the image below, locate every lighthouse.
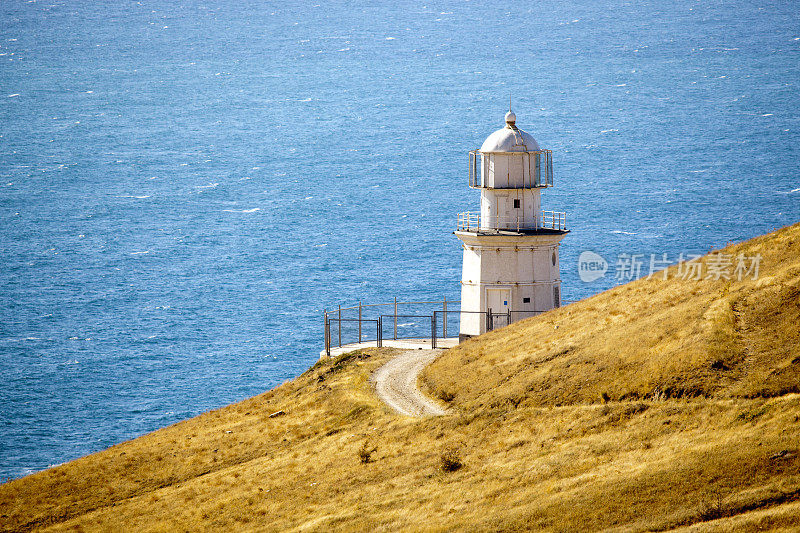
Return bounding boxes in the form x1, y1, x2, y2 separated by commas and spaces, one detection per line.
456, 110, 568, 340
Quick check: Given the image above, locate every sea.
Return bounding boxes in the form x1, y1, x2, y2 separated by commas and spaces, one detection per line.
1, 0, 798, 481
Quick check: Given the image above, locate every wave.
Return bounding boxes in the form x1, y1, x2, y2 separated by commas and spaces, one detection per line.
611, 230, 638, 235
195, 183, 219, 189
131, 250, 150, 255
115, 195, 151, 199
222, 208, 260, 213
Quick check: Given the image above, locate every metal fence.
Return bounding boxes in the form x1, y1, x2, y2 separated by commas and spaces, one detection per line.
324, 299, 456, 354
322, 299, 571, 356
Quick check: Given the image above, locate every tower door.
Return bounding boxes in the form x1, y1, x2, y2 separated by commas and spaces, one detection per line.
486, 288, 511, 329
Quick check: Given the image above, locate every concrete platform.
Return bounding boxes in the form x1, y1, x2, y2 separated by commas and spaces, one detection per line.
320, 338, 459, 359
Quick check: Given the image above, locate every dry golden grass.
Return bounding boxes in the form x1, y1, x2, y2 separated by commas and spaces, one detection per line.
423, 221, 800, 408
1, 222, 799, 532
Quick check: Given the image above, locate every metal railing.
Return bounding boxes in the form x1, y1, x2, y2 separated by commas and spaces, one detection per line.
457, 212, 480, 232
456, 211, 567, 232
469, 149, 553, 189
323, 299, 575, 356
323, 299, 457, 356
541, 210, 567, 231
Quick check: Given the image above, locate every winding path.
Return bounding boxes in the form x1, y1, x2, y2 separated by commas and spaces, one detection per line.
370, 349, 448, 417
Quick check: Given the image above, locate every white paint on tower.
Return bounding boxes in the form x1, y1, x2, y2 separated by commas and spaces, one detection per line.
455, 110, 569, 340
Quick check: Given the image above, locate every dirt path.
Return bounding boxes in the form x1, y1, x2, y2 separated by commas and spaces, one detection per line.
370, 349, 448, 417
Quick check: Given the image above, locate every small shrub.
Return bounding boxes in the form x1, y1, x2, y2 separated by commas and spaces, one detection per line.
438, 390, 455, 402
698, 489, 726, 521
623, 402, 649, 418
440, 447, 463, 472
358, 441, 376, 464
736, 403, 768, 422
710, 359, 730, 371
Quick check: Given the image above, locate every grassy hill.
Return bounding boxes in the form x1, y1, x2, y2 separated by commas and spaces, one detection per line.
2, 222, 799, 532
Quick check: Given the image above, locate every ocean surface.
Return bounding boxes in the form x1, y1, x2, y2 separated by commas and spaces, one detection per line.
1, 0, 798, 480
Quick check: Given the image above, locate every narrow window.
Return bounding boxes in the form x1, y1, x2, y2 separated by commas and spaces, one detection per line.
513, 199, 521, 209
523, 297, 530, 304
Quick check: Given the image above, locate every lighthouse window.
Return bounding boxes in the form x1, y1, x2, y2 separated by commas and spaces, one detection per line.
523, 297, 530, 303
513, 199, 521, 208
552, 251, 557, 265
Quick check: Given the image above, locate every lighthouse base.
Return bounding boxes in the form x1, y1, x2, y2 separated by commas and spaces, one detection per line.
456, 230, 567, 338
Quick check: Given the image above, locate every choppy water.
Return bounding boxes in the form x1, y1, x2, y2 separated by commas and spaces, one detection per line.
1, 0, 798, 480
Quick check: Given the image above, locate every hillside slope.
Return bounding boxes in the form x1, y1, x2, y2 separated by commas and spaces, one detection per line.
423, 221, 800, 408
2, 223, 799, 532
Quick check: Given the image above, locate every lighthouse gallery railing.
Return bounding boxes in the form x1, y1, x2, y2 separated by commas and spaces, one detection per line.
456, 210, 567, 232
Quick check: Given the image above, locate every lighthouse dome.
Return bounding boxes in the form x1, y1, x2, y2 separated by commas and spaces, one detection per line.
479, 113, 541, 153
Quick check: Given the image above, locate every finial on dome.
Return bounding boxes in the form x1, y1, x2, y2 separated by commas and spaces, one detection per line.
505, 110, 516, 127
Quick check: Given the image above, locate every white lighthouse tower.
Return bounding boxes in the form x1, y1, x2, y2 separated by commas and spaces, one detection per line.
456, 110, 568, 340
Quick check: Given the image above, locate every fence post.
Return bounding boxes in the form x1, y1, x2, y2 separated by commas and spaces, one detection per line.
487, 307, 493, 331
443, 299, 447, 338
324, 311, 330, 357
508, 308, 512, 326
431, 314, 436, 349
358, 301, 362, 343
393, 296, 397, 340
377, 316, 382, 348
337, 304, 342, 347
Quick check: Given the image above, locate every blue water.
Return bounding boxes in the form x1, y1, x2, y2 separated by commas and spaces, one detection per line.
1, 0, 798, 480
